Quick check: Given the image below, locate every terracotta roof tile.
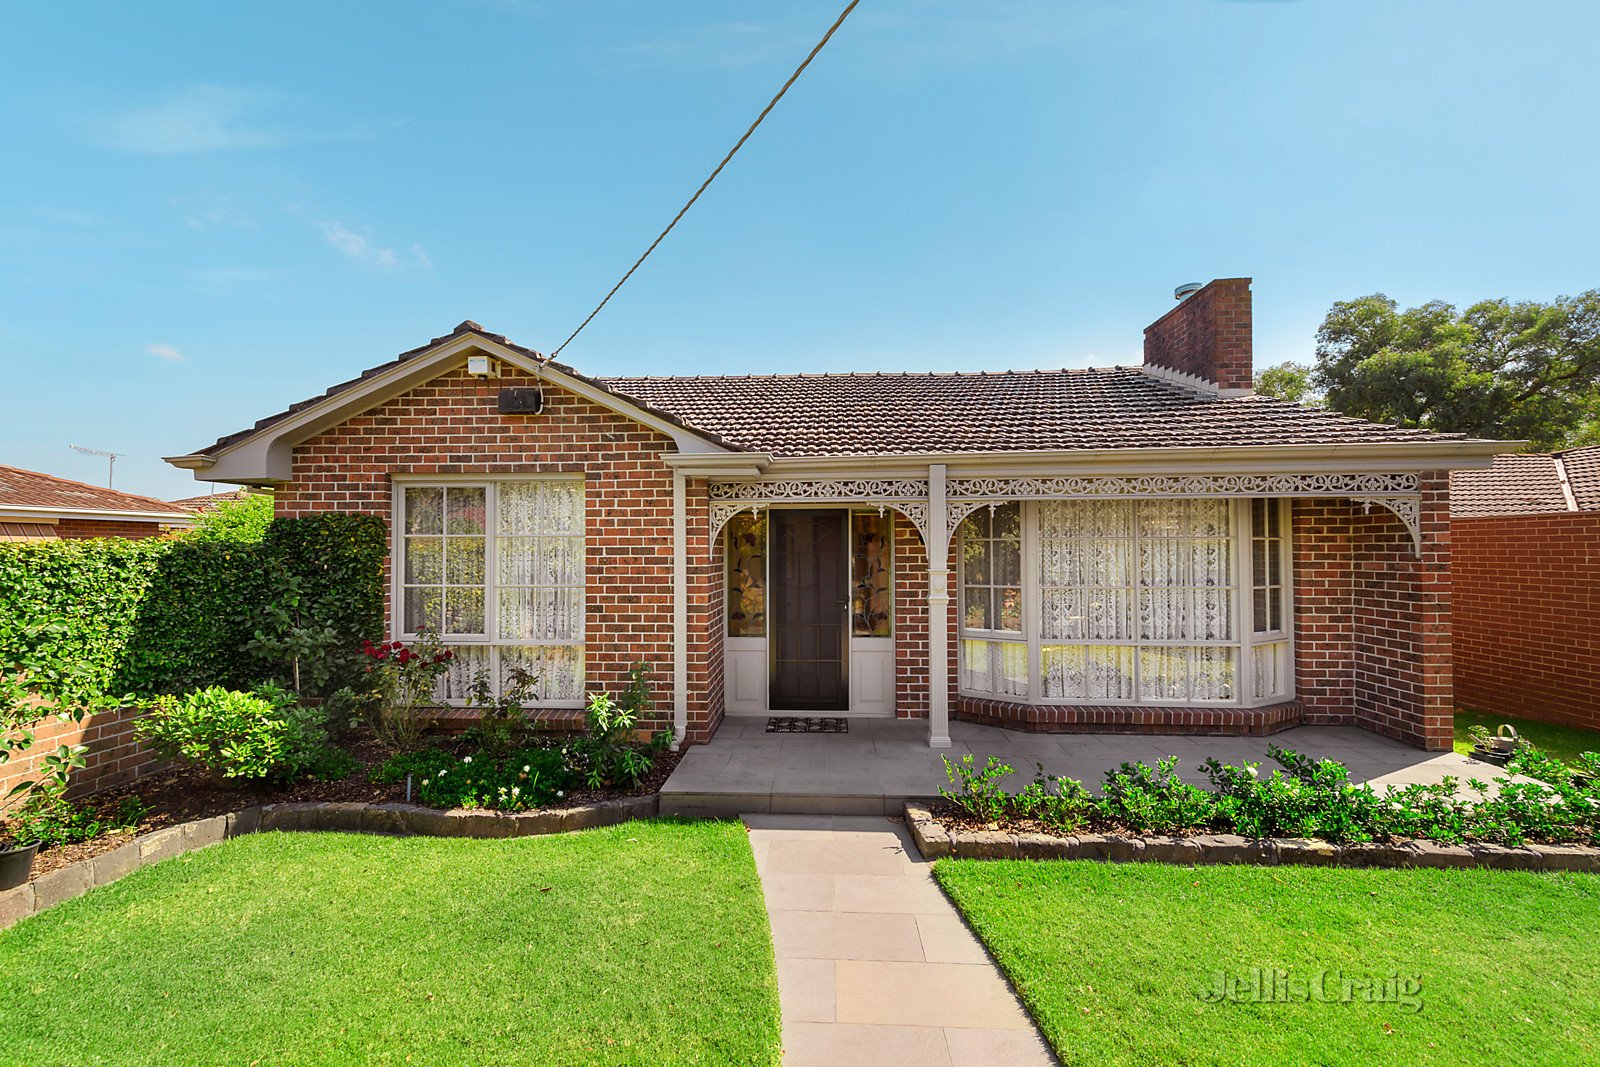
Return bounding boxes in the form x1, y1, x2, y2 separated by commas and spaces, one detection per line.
1555, 446, 1600, 510
0, 465, 192, 517
190, 323, 1472, 462
596, 368, 1459, 456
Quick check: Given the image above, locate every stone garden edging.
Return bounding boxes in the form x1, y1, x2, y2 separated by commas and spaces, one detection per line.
0, 794, 658, 931
904, 803, 1600, 872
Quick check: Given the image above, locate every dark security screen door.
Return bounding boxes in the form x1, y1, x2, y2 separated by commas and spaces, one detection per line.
770, 509, 849, 710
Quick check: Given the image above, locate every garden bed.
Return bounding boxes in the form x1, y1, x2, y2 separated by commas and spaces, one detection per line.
906, 802, 1600, 871
18, 733, 680, 881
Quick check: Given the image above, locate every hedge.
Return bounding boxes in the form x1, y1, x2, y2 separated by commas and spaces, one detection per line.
0, 514, 386, 703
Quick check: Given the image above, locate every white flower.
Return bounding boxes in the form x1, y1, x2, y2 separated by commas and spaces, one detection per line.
463, 756, 473, 764
421, 779, 430, 787
557, 790, 564, 798
437, 769, 446, 777
522, 765, 531, 773
1246, 766, 1259, 778
512, 786, 521, 796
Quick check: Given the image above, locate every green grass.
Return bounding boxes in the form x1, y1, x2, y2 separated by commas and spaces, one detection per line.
935, 859, 1600, 1066
1454, 707, 1600, 764
0, 821, 780, 1066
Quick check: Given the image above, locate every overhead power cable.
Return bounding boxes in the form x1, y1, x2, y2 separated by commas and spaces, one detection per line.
548, 0, 862, 360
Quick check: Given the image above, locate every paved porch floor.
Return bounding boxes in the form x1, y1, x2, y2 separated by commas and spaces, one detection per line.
662, 718, 1506, 817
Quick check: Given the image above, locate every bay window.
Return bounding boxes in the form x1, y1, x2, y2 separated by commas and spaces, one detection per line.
957, 498, 1292, 706
395, 479, 585, 706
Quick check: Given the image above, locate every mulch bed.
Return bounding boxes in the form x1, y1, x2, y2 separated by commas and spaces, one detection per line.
21, 734, 681, 881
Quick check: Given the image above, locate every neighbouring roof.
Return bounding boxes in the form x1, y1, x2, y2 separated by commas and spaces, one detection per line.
170, 488, 263, 512
0, 465, 193, 519
1452, 447, 1600, 517
188, 322, 1478, 464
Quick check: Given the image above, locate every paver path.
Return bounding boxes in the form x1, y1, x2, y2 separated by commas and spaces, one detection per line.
745, 814, 1056, 1066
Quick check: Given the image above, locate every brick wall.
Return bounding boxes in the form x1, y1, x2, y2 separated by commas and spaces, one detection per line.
0, 706, 160, 801
1454, 510, 1600, 732
1142, 278, 1253, 392
53, 518, 172, 540
276, 364, 700, 738
893, 513, 930, 719
1290, 475, 1453, 751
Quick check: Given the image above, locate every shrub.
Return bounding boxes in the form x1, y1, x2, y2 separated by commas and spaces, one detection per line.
1099, 756, 1215, 834
361, 634, 454, 752
136, 685, 337, 783
940, 755, 1016, 823
376, 747, 575, 811
569, 663, 669, 789
181, 493, 273, 544
0, 512, 385, 704
1014, 765, 1095, 832
462, 666, 543, 759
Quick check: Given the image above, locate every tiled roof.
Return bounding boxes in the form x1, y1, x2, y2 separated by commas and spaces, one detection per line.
596, 369, 1460, 456
191, 322, 1471, 462
169, 488, 261, 512
1450, 448, 1600, 517
0, 465, 192, 517
1556, 447, 1600, 509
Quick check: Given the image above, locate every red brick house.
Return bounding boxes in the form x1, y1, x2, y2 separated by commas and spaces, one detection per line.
0, 465, 193, 541
1451, 449, 1600, 732
166, 278, 1504, 752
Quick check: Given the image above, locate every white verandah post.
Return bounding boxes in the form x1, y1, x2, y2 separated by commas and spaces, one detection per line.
927, 463, 952, 748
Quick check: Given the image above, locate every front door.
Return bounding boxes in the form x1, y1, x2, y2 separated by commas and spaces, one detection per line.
770, 509, 849, 710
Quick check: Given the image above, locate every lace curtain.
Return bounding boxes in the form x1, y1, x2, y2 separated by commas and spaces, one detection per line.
405, 481, 586, 705
1038, 499, 1235, 702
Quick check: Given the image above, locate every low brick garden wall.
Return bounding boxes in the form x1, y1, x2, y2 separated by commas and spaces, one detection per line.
1, 794, 657, 931
904, 803, 1600, 872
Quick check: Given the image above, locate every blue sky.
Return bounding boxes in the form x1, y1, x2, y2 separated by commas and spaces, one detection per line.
3, 0, 1597, 499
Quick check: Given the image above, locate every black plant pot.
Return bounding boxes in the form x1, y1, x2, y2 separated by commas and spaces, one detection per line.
0, 840, 39, 891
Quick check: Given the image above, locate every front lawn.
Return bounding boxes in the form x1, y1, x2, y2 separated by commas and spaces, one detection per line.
1454, 707, 1600, 765
1, 821, 780, 1066
935, 859, 1600, 1066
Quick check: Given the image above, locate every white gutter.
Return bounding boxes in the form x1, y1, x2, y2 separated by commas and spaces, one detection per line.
0, 505, 194, 525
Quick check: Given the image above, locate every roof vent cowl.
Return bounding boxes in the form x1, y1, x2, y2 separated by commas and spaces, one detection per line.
1174, 281, 1204, 301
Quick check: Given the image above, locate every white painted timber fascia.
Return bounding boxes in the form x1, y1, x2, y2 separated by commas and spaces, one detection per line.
164, 333, 734, 484
0, 505, 194, 525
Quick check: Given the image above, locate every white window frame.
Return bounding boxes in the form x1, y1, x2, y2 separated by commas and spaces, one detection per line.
956, 497, 1294, 707
391, 475, 586, 708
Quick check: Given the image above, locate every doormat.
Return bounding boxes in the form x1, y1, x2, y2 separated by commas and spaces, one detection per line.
765, 716, 849, 734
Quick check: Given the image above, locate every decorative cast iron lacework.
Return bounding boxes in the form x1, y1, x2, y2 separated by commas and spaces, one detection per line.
707, 472, 1424, 553
946, 473, 1423, 552
709, 478, 931, 544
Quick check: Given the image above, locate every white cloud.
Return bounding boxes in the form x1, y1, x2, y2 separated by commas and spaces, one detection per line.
94, 86, 284, 154
145, 343, 185, 362
323, 222, 432, 270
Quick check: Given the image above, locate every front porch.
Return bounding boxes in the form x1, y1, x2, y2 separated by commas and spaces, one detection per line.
659, 717, 1495, 817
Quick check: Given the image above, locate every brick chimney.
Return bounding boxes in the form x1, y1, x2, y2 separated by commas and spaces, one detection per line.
1142, 277, 1253, 395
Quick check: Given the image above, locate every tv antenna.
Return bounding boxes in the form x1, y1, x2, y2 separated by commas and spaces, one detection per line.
69, 444, 126, 488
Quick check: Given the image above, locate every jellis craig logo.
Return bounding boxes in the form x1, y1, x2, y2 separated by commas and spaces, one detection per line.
1200, 968, 1424, 1013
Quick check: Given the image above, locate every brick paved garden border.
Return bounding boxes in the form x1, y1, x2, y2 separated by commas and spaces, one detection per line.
904, 803, 1600, 872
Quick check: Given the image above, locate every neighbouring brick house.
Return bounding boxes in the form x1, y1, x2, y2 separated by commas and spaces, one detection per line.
0, 464, 193, 541
167, 278, 1506, 752
1451, 449, 1600, 732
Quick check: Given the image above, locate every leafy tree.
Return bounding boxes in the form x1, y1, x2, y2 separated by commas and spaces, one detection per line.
1258, 291, 1600, 450
1254, 361, 1318, 405
183, 492, 274, 543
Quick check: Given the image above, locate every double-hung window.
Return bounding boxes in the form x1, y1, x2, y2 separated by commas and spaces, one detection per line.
957, 498, 1292, 706
396, 479, 585, 706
